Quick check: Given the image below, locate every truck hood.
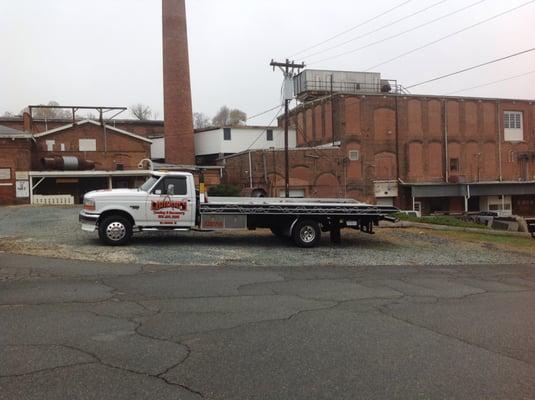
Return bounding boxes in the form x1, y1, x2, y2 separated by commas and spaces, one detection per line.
85, 188, 146, 200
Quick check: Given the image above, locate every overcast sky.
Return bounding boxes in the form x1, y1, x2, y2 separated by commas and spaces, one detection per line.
1, 0, 534, 124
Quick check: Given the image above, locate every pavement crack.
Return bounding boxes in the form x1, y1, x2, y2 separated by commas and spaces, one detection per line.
0, 362, 97, 379
377, 306, 535, 367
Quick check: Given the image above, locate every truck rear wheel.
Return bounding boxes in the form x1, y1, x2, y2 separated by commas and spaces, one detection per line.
292, 219, 321, 248
98, 215, 133, 246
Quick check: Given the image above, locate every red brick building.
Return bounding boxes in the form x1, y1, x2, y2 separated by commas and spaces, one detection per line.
0, 125, 33, 205
32, 119, 152, 171
0, 118, 155, 205
221, 90, 535, 217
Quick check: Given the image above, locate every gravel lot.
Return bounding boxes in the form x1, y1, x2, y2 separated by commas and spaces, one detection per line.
0, 205, 533, 266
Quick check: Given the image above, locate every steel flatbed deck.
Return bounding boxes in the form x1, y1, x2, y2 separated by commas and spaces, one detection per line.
200, 197, 398, 216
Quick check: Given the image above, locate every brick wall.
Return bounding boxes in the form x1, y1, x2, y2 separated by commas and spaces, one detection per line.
33, 123, 151, 171
221, 148, 346, 199
283, 94, 535, 205
0, 138, 32, 205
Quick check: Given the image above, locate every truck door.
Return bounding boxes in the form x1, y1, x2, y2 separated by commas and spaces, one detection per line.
146, 176, 194, 227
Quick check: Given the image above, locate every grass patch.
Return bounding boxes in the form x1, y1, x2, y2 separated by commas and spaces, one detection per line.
431, 230, 535, 252
395, 212, 487, 229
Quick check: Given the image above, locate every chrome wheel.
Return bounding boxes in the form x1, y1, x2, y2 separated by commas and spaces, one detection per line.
106, 222, 126, 241
299, 225, 316, 244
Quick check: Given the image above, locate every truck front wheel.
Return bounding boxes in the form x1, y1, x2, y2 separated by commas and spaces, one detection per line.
292, 219, 321, 248
98, 215, 133, 246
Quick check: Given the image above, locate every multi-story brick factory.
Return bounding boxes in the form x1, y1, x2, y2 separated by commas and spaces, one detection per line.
1, 0, 533, 218
221, 69, 535, 216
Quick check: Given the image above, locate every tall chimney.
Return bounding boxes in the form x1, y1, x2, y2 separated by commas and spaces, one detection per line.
162, 0, 195, 165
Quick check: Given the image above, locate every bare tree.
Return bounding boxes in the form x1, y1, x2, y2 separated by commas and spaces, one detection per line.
212, 106, 247, 126
2, 111, 14, 117
130, 103, 152, 120
32, 101, 71, 119
228, 108, 247, 125
212, 106, 230, 126
193, 112, 211, 129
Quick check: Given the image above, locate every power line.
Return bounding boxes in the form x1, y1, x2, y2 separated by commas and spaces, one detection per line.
245, 104, 284, 152
303, 0, 448, 60
288, 0, 413, 59
406, 47, 535, 89
309, 0, 485, 66
445, 69, 535, 95
246, 104, 283, 122
364, 0, 535, 71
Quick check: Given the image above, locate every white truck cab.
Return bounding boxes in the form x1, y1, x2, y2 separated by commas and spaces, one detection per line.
80, 171, 398, 247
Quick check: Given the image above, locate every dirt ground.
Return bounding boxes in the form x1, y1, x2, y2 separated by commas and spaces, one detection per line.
0, 205, 533, 266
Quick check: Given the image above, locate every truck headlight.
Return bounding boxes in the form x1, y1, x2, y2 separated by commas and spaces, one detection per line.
83, 198, 96, 211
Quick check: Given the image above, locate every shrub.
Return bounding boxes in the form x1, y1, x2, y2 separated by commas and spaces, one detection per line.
394, 212, 487, 229
207, 184, 241, 197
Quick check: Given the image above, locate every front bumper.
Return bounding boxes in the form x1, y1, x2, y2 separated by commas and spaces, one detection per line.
79, 210, 100, 232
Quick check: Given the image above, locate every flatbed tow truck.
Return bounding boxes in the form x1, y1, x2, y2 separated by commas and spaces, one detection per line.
79, 171, 398, 247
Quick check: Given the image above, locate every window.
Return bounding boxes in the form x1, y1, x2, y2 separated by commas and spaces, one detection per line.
450, 158, 459, 173
46, 140, 55, 151
266, 129, 273, 141
115, 163, 124, 171
139, 176, 159, 192
504, 111, 523, 141
348, 150, 359, 161
0, 168, 11, 180
223, 128, 231, 141
153, 177, 187, 195
79, 139, 96, 151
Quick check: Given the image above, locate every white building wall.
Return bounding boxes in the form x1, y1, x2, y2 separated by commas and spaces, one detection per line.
195, 127, 296, 156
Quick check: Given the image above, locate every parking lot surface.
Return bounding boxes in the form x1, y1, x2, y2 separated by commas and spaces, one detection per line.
1, 252, 535, 399
0, 206, 533, 266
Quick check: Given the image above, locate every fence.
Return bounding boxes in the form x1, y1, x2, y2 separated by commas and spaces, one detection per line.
32, 195, 75, 205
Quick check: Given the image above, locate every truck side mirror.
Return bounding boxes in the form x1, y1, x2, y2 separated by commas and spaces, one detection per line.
167, 184, 175, 195
154, 189, 162, 195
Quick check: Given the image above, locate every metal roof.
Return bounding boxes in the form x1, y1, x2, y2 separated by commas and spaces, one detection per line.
0, 124, 32, 139
33, 119, 153, 143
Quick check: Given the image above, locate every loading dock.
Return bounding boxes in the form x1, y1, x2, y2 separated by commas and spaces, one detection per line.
29, 170, 153, 204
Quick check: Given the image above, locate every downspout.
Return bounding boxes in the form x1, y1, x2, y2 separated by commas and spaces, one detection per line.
465, 184, 470, 212
331, 75, 335, 146
395, 95, 401, 206
248, 151, 253, 189
262, 152, 268, 184
444, 99, 449, 183
496, 100, 503, 181
395, 95, 400, 180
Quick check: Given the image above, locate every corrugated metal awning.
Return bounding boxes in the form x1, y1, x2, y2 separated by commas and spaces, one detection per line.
409, 182, 535, 198
412, 184, 467, 198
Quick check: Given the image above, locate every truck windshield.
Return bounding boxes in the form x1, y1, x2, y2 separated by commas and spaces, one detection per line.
138, 176, 159, 192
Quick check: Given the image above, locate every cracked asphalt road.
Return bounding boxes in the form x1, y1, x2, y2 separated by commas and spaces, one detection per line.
1, 253, 535, 399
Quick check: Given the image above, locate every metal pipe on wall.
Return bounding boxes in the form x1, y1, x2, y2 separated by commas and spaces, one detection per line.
248, 151, 253, 189
496, 100, 503, 181
443, 99, 449, 183
41, 156, 95, 171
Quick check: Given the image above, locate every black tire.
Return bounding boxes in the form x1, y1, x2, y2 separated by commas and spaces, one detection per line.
270, 226, 286, 237
292, 219, 321, 248
98, 215, 133, 246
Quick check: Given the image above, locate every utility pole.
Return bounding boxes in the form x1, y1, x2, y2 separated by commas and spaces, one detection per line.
270, 59, 305, 198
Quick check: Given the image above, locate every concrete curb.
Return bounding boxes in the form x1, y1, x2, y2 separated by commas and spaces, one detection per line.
380, 221, 533, 238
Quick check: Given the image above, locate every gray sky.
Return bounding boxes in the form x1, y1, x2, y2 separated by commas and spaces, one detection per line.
1, 0, 534, 124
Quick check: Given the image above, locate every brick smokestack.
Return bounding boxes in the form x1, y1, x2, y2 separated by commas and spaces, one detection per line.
162, 0, 195, 165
